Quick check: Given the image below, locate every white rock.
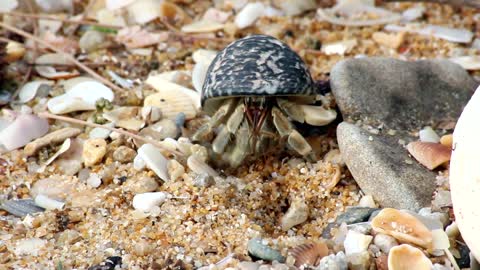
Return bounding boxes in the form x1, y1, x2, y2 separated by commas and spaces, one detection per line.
14, 238, 47, 256
89, 123, 114, 139
86, 173, 102, 188
419, 126, 440, 143
280, 198, 309, 231
234, 2, 265, 29
319, 252, 348, 270
450, 85, 480, 261
47, 81, 114, 114
132, 192, 168, 212
402, 6, 425, 22
34, 194, 65, 210
373, 233, 398, 253
346, 251, 371, 270
133, 154, 146, 170
358, 195, 377, 208
343, 230, 373, 256
137, 144, 169, 181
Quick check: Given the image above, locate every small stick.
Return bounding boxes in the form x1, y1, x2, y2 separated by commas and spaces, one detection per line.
0, 22, 125, 93
1, 11, 122, 29
38, 112, 184, 157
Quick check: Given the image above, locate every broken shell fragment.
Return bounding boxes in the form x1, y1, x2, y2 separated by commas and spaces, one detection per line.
187, 155, 218, 177
290, 242, 329, 267
47, 81, 114, 114
144, 90, 197, 120
406, 141, 451, 170
301, 105, 337, 126
103, 106, 145, 131
0, 114, 49, 152
132, 192, 168, 212
145, 75, 200, 110
18, 80, 54, 103
24, 127, 81, 156
0, 199, 45, 217
34, 194, 65, 210
388, 244, 432, 270
181, 20, 224, 33
371, 208, 433, 249
280, 197, 309, 231
5, 41, 26, 62
35, 53, 80, 79
137, 143, 169, 181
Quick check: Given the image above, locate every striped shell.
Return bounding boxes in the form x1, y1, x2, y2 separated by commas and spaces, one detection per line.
201, 35, 315, 108
290, 242, 329, 267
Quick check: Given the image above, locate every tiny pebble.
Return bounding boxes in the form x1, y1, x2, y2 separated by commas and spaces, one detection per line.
419, 126, 440, 143
237, 261, 260, 270
193, 173, 215, 188
82, 138, 107, 167
113, 146, 137, 163
373, 233, 398, 253
235, 2, 265, 29
86, 173, 102, 188
358, 195, 377, 208
344, 230, 373, 255
79, 30, 105, 52
167, 159, 185, 181
318, 252, 348, 270
280, 197, 309, 231
126, 176, 159, 194
132, 192, 169, 212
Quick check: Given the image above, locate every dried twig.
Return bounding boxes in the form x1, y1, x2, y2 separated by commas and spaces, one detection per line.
38, 112, 184, 157
1, 11, 122, 30
0, 22, 125, 93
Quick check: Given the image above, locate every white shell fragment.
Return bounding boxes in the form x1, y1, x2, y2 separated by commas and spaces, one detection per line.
192, 49, 218, 92
0, 114, 49, 152
106, 0, 134, 10
317, 0, 402, 27
385, 24, 473, 43
18, 80, 54, 103
419, 126, 440, 143
47, 81, 114, 114
187, 155, 218, 177
402, 6, 425, 22
181, 20, 224, 33
274, 0, 315, 16
450, 85, 480, 261
132, 192, 168, 212
344, 230, 373, 256
280, 198, 309, 231
35, 53, 79, 79
14, 238, 47, 256
431, 229, 450, 251
235, 2, 265, 29
34, 194, 65, 210
127, 0, 162, 24
321, 39, 357, 56
37, 138, 72, 173
137, 143, 169, 181
0, 0, 18, 12
301, 105, 337, 126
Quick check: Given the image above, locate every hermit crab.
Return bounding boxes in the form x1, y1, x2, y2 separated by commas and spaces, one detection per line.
192, 35, 336, 167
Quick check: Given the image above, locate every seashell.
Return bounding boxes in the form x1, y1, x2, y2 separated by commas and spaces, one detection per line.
290, 242, 329, 267
18, 80, 54, 103
0, 114, 49, 152
181, 19, 224, 33
141, 106, 162, 124
385, 24, 473, 44
36, 138, 72, 173
24, 127, 81, 156
419, 126, 440, 143
34, 194, 65, 210
146, 75, 200, 110
402, 6, 425, 22
103, 106, 145, 131
137, 143, 169, 181
273, 0, 315, 16
247, 238, 285, 263
406, 141, 451, 170
280, 197, 309, 231
192, 62, 210, 92
132, 192, 169, 212
371, 208, 433, 249
388, 244, 432, 270
35, 53, 80, 79
371, 31, 406, 50
47, 81, 114, 114
449, 56, 480, 70
159, 1, 191, 25
301, 105, 337, 126
187, 155, 219, 177
0, 199, 45, 217
202, 8, 231, 23
144, 91, 197, 120
59, 76, 98, 92
235, 2, 265, 29
440, 134, 453, 148
431, 229, 450, 251
0, 0, 18, 12
127, 0, 162, 24
106, 0, 134, 10
14, 238, 47, 256
192, 49, 218, 64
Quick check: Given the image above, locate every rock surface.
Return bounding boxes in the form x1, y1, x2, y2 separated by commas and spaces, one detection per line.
337, 122, 436, 210
330, 57, 476, 130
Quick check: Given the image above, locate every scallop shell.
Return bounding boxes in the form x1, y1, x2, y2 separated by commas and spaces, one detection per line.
144, 90, 197, 120
290, 242, 329, 267
371, 208, 433, 249
388, 244, 432, 270
406, 141, 451, 170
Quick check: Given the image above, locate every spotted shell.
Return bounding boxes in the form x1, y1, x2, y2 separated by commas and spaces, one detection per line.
201, 35, 315, 109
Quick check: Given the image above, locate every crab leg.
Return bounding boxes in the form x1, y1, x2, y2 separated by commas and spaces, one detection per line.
271, 107, 293, 137
211, 102, 245, 154
228, 119, 250, 167
211, 125, 231, 154
276, 98, 305, 123
192, 99, 237, 141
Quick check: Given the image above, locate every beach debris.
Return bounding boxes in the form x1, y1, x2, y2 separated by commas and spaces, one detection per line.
406, 141, 451, 170
0, 114, 49, 152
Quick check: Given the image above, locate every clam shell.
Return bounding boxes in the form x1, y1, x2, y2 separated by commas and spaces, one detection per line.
406, 141, 451, 170
371, 208, 433, 249
290, 242, 329, 267
388, 244, 432, 270
0, 199, 45, 217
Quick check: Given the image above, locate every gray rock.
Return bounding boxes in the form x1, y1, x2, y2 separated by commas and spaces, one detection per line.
330, 57, 477, 130
337, 122, 436, 211
335, 207, 378, 225
247, 238, 285, 263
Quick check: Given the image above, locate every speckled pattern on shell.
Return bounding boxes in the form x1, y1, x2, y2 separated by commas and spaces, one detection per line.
201, 35, 315, 105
